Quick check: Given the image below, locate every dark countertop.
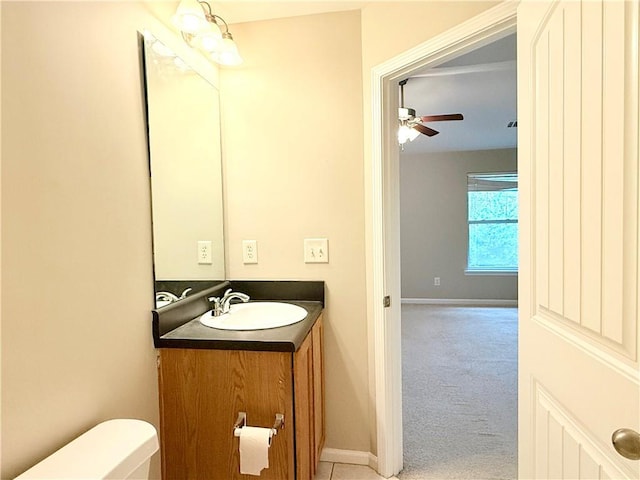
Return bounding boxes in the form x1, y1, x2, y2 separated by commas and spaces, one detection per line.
152, 281, 325, 352
159, 301, 322, 352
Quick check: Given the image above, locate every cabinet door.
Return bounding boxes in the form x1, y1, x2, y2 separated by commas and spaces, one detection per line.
294, 333, 314, 480
158, 348, 294, 480
312, 316, 325, 463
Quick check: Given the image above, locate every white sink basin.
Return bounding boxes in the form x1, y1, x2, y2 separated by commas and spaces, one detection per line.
199, 302, 308, 330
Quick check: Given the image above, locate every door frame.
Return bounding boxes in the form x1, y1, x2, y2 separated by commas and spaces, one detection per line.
368, 3, 518, 477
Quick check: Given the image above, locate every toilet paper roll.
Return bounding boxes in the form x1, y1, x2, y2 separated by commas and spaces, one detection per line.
239, 426, 271, 476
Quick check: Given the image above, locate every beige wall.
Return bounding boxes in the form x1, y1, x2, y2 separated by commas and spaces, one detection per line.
0, 3, 198, 478
360, 1, 498, 70
400, 148, 518, 300
220, 10, 369, 452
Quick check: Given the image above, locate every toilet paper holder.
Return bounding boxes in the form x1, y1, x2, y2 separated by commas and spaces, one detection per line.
233, 412, 284, 438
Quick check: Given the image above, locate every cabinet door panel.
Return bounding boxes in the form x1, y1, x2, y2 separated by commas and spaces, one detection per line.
312, 316, 325, 463
159, 349, 294, 480
294, 334, 314, 480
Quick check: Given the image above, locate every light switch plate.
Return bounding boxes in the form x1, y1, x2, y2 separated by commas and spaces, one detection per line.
304, 238, 329, 263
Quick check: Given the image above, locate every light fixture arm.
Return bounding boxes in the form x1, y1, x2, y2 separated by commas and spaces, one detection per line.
197, 1, 230, 33
212, 15, 229, 32
198, 0, 213, 16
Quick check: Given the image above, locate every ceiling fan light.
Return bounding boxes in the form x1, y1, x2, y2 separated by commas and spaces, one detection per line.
173, 0, 208, 34
407, 127, 420, 141
398, 123, 421, 144
397, 124, 412, 144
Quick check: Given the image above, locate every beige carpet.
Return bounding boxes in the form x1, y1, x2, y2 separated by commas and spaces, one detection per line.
399, 305, 517, 480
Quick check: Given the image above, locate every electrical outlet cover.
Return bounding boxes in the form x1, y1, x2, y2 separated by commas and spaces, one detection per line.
198, 240, 212, 264
242, 240, 258, 264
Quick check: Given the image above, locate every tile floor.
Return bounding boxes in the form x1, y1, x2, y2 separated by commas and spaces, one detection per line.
314, 462, 399, 480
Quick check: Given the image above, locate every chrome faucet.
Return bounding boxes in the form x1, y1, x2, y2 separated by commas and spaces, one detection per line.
208, 289, 250, 316
155, 288, 191, 306
156, 291, 179, 303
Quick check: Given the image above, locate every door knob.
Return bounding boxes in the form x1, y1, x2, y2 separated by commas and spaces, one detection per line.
612, 428, 640, 460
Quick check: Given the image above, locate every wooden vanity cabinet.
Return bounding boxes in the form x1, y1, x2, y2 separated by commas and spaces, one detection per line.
158, 314, 324, 480
293, 316, 325, 479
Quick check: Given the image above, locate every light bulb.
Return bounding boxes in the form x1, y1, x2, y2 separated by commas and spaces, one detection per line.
398, 124, 419, 144
198, 23, 223, 51
397, 125, 412, 144
173, 0, 208, 34
211, 33, 242, 66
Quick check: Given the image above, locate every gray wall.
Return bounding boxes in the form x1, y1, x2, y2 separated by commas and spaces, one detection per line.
400, 148, 518, 300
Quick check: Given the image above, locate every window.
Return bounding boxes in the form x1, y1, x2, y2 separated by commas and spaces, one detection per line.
466, 172, 518, 274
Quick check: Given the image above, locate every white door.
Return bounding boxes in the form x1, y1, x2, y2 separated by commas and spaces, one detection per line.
518, 0, 640, 478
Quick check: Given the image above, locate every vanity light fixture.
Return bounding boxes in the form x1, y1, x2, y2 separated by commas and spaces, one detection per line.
173, 0, 243, 66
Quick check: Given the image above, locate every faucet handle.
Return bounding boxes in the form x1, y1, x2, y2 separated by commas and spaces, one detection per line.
208, 295, 224, 316
209, 290, 250, 316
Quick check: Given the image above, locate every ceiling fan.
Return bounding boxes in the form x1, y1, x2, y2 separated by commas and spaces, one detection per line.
398, 78, 464, 143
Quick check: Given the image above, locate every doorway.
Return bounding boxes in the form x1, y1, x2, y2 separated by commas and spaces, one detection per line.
397, 35, 518, 479
367, 3, 518, 477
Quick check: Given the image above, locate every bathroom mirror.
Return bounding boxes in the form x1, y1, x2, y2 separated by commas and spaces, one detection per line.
139, 32, 225, 306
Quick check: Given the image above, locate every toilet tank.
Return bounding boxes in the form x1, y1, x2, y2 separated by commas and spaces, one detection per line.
15, 419, 159, 480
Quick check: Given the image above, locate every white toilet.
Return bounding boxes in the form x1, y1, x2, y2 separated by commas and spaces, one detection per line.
14, 419, 159, 480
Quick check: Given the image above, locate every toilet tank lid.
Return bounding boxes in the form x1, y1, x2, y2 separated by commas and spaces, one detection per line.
15, 419, 159, 480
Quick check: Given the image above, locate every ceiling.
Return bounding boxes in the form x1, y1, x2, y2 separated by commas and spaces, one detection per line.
208, 2, 517, 155
212, 1, 368, 24
400, 33, 517, 154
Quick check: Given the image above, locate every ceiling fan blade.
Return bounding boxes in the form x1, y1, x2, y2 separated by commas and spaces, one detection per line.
413, 123, 439, 137
420, 113, 464, 122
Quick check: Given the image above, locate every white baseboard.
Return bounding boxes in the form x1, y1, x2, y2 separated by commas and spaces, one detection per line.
401, 298, 518, 307
320, 448, 378, 470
